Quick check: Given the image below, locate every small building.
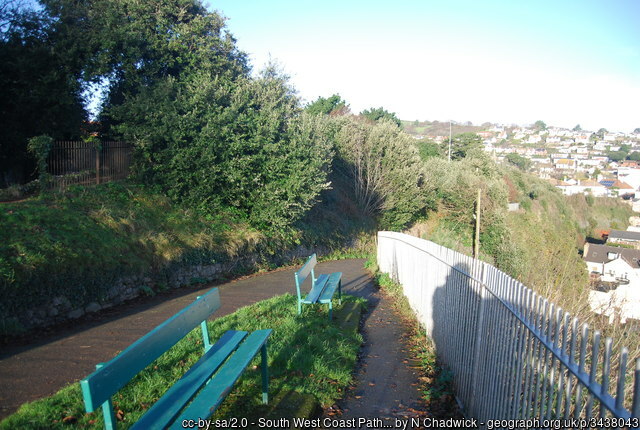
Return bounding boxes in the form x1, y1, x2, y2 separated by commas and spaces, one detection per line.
599, 179, 634, 197
608, 230, 640, 248
584, 243, 640, 323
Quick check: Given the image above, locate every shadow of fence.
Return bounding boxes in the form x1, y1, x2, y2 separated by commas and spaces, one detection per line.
378, 231, 639, 424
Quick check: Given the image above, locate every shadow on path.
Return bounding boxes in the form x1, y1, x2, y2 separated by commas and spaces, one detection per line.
326, 279, 428, 428
0, 258, 427, 425
0, 260, 369, 419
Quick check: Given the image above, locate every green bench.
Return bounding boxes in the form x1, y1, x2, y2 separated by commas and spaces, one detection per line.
79, 288, 272, 429
294, 253, 342, 320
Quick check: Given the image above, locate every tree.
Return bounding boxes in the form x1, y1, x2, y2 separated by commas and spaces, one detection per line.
572, 124, 582, 132
0, 3, 86, 186
40, 0, 250, 135
607, 151, 627, 162
596, 128, 608, 139
449, 132, 483, 160
415, 138, 443, 160
505, 153, 532, 171
114, 63, 334, 229
634, 128, 640, 134
335, 117, 427, 229
360, 107, 401, 127
305, 94, 349, 116
533, 120, 547, 131
39, 0, 332, 229
627, 152, 640, 161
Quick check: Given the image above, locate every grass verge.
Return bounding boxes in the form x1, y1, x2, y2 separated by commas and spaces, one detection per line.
0, 293, 365, 429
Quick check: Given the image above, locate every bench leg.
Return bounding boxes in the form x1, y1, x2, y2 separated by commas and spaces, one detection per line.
297, 299, 302, 315
328, 301, 333, 321
96, 363, 116, 430
261, 342, 269, 404
338, 280, 342, 306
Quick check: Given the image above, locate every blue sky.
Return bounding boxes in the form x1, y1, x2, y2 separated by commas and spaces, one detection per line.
207, 0, 640, 132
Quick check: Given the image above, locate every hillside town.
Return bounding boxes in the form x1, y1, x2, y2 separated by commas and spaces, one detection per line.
418, 123, 640, 325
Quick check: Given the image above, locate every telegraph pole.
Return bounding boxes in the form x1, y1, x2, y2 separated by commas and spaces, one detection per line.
474, 188, 481, 259
448, 120, 452, 162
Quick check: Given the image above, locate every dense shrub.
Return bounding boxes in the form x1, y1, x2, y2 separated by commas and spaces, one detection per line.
334, 117, 429, 230
114, 68, 333, 230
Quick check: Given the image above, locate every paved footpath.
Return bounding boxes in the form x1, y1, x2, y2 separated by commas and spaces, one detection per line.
0, 259, 427, 424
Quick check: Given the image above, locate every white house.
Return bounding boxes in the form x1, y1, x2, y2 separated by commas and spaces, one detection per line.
584, 243, 640, 323
617, 166, 640, 191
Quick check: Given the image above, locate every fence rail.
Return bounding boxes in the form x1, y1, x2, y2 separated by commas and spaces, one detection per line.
47, 141, 132, 190
377, 231, 640, 425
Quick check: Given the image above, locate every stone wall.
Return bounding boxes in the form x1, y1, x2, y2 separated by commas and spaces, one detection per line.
20, 244, 327, 331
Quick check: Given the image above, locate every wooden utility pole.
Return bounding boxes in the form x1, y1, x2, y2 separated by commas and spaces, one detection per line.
474, 188, 481, 259
448, 120, 452, 162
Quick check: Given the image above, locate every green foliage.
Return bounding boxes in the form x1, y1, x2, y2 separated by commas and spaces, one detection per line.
0, 4, 85, 187
505, 152, 532, 171
334, 117, 429, 230
36, 0, 334, 230
0, 183, 235, 331
359, 107, 401, 127
26, 135, 53, 192
573, 124, 582, 132
420, 154, 527, 272
113, 64, 333, 230
305, 94, 349, 116
415, 138, 443, 160
0, 179, 373, 334
0, 294, 365, 428
627, 152, 640, 161
449, 132, 483, 160
607, 150, 627, 162
596, 128, 608, 139
533, 120, 547, 131
585, 194, 595, 206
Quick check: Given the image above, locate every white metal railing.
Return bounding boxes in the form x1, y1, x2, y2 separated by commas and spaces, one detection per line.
377, 231, 640, 425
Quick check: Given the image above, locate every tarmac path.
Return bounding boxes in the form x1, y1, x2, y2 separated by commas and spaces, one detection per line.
0, 259, 427, 424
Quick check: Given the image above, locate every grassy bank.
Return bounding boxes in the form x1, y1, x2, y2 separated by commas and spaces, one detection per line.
0, 180, 373, 334
0, 294, 365, 429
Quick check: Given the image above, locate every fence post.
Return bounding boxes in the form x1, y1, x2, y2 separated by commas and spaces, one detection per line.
469, 262, 487, 417
95, 142, 101, 185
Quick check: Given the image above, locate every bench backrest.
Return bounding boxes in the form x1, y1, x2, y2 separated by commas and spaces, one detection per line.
294, 254, 317, 296
80, 288, 221, 413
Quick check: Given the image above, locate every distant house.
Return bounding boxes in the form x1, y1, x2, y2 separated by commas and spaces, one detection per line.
554, 158, 577, 170
599, 179, 634, 197
584, 243, 640, 323
617, 166, 640, 191
620, 161, 640, 168
578, 180, 608, 197
525, 135, 542, 144
608, 230, 640, 248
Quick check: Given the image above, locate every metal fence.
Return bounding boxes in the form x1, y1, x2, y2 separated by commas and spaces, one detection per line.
377, 231, 640, 426
47, 141, 132, 190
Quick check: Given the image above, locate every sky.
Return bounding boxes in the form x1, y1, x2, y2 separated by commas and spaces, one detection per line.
207, 0, 640, 133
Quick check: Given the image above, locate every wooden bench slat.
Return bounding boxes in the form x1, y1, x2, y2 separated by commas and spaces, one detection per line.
130, 330, 248, 429
171, 329, 273, 428
295, 254, 317, 286
80, 288, 222, 412
318, 272, 342, 303
304, 274, 328, 304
